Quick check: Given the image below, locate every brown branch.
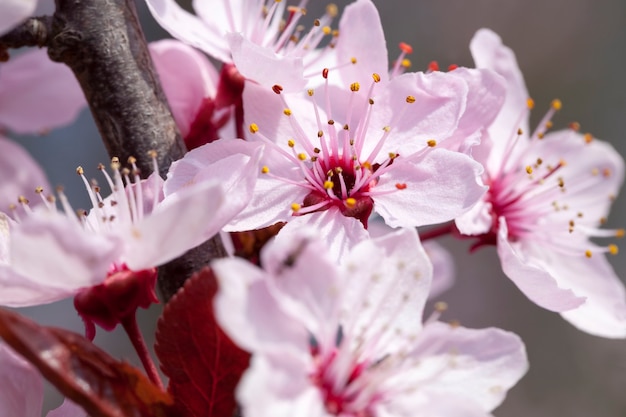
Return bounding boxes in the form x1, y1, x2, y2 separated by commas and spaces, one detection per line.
1, 0, 227, 301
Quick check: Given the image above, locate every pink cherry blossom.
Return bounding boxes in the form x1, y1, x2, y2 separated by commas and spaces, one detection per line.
216, 67, 494, 256
0, 342, 85, 417
145, 0, 387, 91
0, 150, 260, 307
212, 227, 528, 417
456, 28, 626, 338
0, 48, 86, 211
0, 0, 37, 35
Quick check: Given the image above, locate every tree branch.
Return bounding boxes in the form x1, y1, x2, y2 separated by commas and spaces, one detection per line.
1, 0, 227, 301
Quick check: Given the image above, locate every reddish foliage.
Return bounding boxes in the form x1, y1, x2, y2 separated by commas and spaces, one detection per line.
0, 308, 174, 417
155, 268, 250, 417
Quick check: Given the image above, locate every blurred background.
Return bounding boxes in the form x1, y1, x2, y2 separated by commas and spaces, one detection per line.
7, 0, 626, 415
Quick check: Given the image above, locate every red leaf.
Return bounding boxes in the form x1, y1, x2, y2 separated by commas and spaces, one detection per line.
0, 308, 174, 417
155, 267, 250, 417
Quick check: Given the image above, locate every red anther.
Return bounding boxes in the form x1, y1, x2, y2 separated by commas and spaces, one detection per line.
447, 64, 459, 71
272, 84, 284, 94
322, 68, 329, 79
399, 42, 413, 54
395, 183, 407, 190
427, 61, 440, 72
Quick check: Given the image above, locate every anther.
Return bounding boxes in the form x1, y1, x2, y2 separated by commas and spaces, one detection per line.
326, 3, 338, 17
298, 153, 307, 161
584, 133, 593, 144
283, 108, 292, 116
128, 156, 137, 164
272, 84, 283, 94
399, 42, 413, 54
35, 186, 44, 194
526, 98, 535, 109
313, 19, 320, 26
345, 197, 356, 208
448, 64, 458, 71
322, 68, 329, 79
616, 229, 625, 238
406, 95, 416, 104
350, 82, 360, 92
328, 119, 335, 125
372, 73, 381, 83
76, 166, 84, 175
401, 59, 411, 68
585, 250, 592, 258
525, 166, 533, 175
291, 203, 301, 212
395, 183, 407, 190
609, 244, 619, 255
427, 139, 437, 147
249, 123, 259, 134
147, 150, 158, 159
551, 99, 562, 111
307, 89, 314, 96
288, 139, 295, 147
427, 61, 439, 72
261, 166, 270, 174
569, 122, 581, 131
434, 301, 448, 312
350, 57, 357, 64
324, 180, 334, 189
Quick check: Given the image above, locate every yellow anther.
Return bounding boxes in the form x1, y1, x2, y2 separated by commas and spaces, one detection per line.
434, 301, 448, 312
326, 3, 338, 17
128, 156, 137, 164
585, 250, 592, 258
283, 108, 292, 116
345, 197, 357, 207
525, 165, 533, 175
372, 73, 381, 83
545, 121, 553, 129
324, 180, 334, 189
298, 153, 307, 161
517, 128, 523, 135
427, 139, 437, 147
307, 89, 314, 96
317, 130, 324, 138
76, 166, 84, 175
537, 132, 545, 139
147, 150, 158, 159
401, 58, 411, 68
350, 57, 357, 64
35, 186, 44, 194
382, 126, 390, 132
322, 26, 331, 35
526, 98, 535, 109
584, 133, 593, 144
406, 95, 416, 103
332, 29, 339, 37
249, 123, 259, 134
616, 229, 625, 238
291, 203, 301, 212
18, 196, 29, 204
609, 244, 619, 255
388, 152, 397, 159
551, 99, 562, 110
287, 139, 295, 147
261, 166, 270, 174
350, 82, 360, 92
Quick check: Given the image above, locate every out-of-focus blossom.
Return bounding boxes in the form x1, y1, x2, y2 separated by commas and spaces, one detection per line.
0, 48, 86, 211
213, 227, 527, 417
145, 0, 387, 91
0, 0, 37, 35
0, 148, 261, 308
150, 39, 239, 149
0, 342, 85, 417
456, 28, 626, 338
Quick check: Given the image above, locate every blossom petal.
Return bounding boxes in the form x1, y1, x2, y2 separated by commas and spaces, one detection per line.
542, 253, 626, 338
123, 180, 225, 270
454, 199, 493, 236
229, 33, 306, 92
407, 321, 528, 412
0, 48, 85, 134
144, 0, 231, 62
149, 39, 219, 137
213, 257, 310, 354
1, 211, 122, 307
0, 135, 50, 212
333, 0, 388, 86
0, 0, 36, 35
496, 218, 586, 312
275, 208, 369, 262
423, 240, 456, 299
0, 342, 42, 417
374, 149, 486, 227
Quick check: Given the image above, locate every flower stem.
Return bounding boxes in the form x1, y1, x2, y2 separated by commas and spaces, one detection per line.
418, 222, 455, 241
121, 315, 164, 390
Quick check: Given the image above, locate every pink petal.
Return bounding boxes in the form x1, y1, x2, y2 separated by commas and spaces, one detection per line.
213, 257, 310, 354
229, 33, 307, 92
454, 199, 493, 236
0, 48, 85, 134
333, 0, 388, 87
544, 253, 626, 338
470, 29, 530, 172
145, 0, 231, 62
411, 321, 528, 412
366, 71, 468, 157
0, 135, 50, 212
423, 240, 456, 299
275, 208, 369, 263
1, 210, 122, 306
0, 0, 37, 35
164, 139, 267, 231
0, 342, 43, 417
46, 399, 86, 417
374, 149, 487, 227
123, 180, 225, 271
496, 218, 586, 312
149, 39, 219, 137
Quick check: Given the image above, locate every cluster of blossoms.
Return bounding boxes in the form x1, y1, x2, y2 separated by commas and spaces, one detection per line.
0, 0, 624, 416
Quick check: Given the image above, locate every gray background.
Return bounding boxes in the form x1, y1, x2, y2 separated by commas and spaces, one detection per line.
8, 0, 626, 415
